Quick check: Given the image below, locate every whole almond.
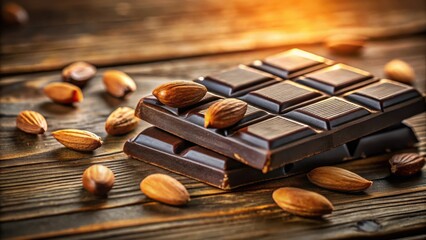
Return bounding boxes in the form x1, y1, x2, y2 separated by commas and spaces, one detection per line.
204, 98, 247, 129
16, 110, 47, 134
2, 2, 28, 25
326, 34, 366, 55
82, 164, 115, 196
272, 187, 333, 217
103, 70, 136, 98
307, 166, 372, 192
389, 153, 425, 176
52, 129, 102, 152
152, 80, 207, 108
140, 173, 190, 206
43, 82, 83, 104
62, 61, 96, 87
105, 107, 140, 135
384, 59, 415, 84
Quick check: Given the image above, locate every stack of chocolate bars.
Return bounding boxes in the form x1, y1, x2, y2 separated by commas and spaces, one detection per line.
124, 49, 425, 190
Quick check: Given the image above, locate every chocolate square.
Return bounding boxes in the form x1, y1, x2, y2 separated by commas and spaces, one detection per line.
345, 81, 421, 111
195, 65, 277, 97
242, 81, 324, 113
296, 64, 378, 95
233, 116, 316, 149
250, 49, 334, 79
285, 97, 370, 130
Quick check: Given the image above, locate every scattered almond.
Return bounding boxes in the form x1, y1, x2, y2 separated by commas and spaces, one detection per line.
272, 187, 333, 217
52, 129, 102, 152
326, 34, 366, 55
140, 173, 190, 206
307, 166, 372, 192
16, 110, 47, 134
43, 82, 83, 104
152, 80, 207, 108
105, 107, 140, 135
389, 153, 425, 176
103, 70, 136, 98
82, 164, 115, 196
204, 98, 247, 128
62, 61, 96, 87
2, 2, 28, 25
384, 59, 415, 84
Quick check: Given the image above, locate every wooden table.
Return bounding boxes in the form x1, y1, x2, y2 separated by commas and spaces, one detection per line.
1, 1, 425, 239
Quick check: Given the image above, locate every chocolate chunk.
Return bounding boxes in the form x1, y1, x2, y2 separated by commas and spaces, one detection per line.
132, 49, 425, 172
124, 125, 418, 189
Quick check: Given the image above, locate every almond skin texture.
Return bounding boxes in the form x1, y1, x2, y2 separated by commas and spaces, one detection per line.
62, 61, 96, 87
272, 187, 333, 217
389, 153, 425, 176
82, 164, 115, 196
105, 107, 140, 135
43, 82, 83, 104
326, 34, 366, 55
204, 98, 247, 129
307, 166, 373, 192
384, 59, 415, 84
152, 80, 207, 108
103, 70, 136, 98
16, 110, 48, 134
52, 129, 103, 152
140, 174, 190, 206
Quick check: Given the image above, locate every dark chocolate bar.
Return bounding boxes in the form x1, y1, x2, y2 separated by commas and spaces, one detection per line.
134, 49, 426, 172
124, 125, 418, 190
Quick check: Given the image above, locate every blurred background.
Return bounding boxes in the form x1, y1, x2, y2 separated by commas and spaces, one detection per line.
1, 0, 425, 75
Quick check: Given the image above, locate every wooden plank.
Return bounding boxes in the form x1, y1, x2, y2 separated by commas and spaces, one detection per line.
1, 0, 425, 74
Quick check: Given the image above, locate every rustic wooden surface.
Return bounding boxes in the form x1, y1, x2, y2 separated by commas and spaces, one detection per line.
1, 0, 426, 239
1, 0, 426, 74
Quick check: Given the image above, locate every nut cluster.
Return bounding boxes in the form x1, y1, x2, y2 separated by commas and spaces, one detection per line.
152, 80, 247, 129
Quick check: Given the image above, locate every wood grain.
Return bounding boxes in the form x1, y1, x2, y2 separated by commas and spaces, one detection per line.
1, 35, 425, 239
1, 0, 425, 74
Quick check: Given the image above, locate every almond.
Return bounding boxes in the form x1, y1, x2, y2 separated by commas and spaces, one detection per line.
204, 98, 247, 129
307, 166, 372, 192
43, 82, 83, 104
272, 187, 333, 217
52, 129, 102, 152
389, 153, 425, 176
384, 59, 415, 84
82, 164, 115, 196
62, 61, 96, 87
16, 110, 47, 134
105, 107, 140, 135
152, 80, 207, 108
103, 70, 136, 98
140, 173, 190, 206
326, 34, 366, 55
2, 2, 28, 25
